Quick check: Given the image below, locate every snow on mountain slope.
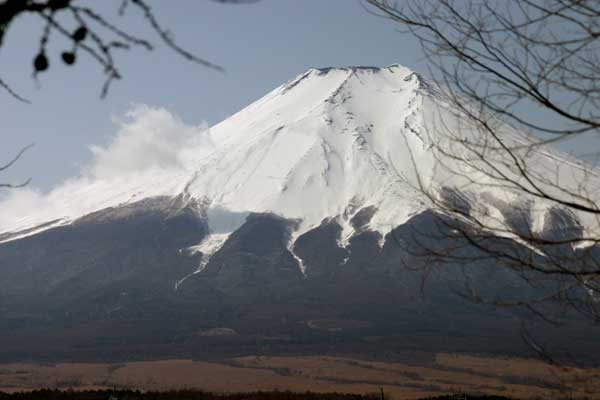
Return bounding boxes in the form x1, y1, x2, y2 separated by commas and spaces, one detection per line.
2, 64, 599, 253
179, 65, 432, 245
0, 65, 427, 243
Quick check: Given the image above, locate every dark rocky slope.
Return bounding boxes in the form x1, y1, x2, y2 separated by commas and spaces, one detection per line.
0, 197, 597, 364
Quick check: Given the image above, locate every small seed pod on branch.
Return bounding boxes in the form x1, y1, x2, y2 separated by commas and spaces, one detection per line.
61, 51, 76, 65
72, 26, 87, 42
33, 52, 49, 72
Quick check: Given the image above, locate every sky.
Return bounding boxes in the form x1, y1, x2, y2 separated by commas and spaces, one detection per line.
1, 0, 424, 191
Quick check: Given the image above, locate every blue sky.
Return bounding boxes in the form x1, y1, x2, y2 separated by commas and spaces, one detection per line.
1, 0, 423, 190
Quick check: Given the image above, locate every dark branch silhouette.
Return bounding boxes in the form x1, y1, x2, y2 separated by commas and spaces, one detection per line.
0, 144, 33, 189
0, 0, 257, 101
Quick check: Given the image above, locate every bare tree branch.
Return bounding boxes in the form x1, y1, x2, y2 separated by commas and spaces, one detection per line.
0, 0, 258, 100
366, 0, 600, 363
0, 144, 34, 189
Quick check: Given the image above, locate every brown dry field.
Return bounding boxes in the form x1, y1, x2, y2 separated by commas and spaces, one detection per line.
0, 354, 599, 399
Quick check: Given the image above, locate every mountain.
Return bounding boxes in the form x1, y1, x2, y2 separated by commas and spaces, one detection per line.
0, 65, 597, 363
2, 66, 431, 249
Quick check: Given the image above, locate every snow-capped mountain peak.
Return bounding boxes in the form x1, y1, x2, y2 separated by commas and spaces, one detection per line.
3, 63, 596, 260
180, 64, 432, 242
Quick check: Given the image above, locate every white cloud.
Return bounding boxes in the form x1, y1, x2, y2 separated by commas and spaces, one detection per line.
0, 105, 210, 232
87, 104, 209, 179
